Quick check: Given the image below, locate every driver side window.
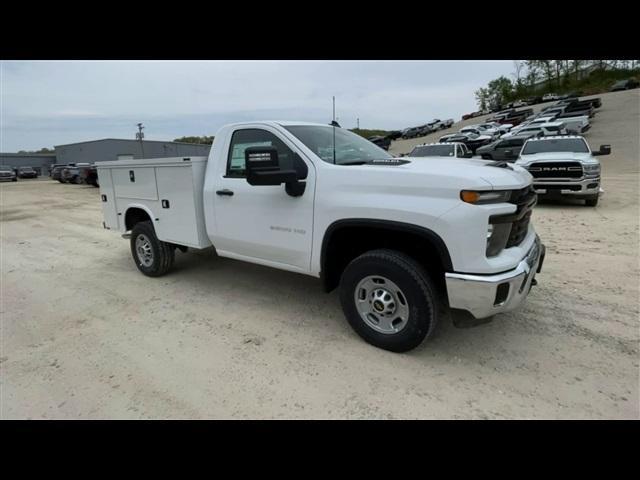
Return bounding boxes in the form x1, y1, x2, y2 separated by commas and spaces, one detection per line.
227, 129, 296, 178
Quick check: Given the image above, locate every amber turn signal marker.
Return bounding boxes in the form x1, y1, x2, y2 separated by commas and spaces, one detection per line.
460, 190, 480, 204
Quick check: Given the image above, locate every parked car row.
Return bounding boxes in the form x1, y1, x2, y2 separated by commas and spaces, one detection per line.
408, 95, 610, 207
400, 118, 454, 139
51, 163, 99, 187
0, 165, 39, 181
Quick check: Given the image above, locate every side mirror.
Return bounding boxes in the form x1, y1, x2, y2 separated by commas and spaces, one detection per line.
245, 146, 305, 196
593, 144, 611, 156
463, 152, 473, 158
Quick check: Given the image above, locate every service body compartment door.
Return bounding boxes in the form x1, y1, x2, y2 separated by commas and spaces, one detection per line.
112, 167, 158, 200
97, 169, 119, 230
154, 166, 205, 248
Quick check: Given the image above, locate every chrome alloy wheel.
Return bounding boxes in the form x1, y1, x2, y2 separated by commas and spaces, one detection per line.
354, 275, 410, 334
135, 234, 154, 267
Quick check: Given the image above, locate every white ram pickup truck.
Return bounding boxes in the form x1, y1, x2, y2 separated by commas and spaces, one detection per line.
98, 121, 545, 352
515, 135, 611, 207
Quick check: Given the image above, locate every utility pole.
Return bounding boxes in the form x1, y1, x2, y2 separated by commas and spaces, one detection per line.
136, 123, 145, 158
357, 118, 360, 129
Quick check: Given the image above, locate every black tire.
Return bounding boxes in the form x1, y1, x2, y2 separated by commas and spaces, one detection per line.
339, 249, 439, 352
73, 176, 83, 184
130, 220, 175, 277
585, 195, 599, 207
12, 178, 17, 182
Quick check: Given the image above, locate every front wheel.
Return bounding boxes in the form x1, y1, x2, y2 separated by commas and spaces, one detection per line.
585, 196, 599, 207
339, 249, 439, 352
130, 221, 175, 277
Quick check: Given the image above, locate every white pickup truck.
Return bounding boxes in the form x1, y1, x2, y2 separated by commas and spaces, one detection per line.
98, 121, 545, 352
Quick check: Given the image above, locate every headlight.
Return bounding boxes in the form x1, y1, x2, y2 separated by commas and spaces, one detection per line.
583, 163, 600, 175
461, 190, 512, 205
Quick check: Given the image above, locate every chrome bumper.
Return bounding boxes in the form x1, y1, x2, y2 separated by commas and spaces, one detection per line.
533, 176, 600, 196
445, 237, 545, 320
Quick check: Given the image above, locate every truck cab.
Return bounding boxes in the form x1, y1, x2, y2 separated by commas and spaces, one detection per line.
98, 121, 545, 352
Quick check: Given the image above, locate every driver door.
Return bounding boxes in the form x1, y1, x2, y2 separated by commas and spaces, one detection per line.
211, 127, 315, 273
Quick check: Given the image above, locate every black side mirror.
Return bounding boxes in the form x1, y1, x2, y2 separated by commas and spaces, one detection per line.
463, 152, 473, 158
593, 144, 611, 156
245, 146, 305, 197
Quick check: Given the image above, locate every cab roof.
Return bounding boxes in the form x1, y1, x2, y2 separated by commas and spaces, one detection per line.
525, 135, 585, 141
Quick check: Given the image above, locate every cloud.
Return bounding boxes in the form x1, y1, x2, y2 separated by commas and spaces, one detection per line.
1, 60, 513, 151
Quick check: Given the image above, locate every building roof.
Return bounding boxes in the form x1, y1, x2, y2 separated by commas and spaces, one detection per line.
53, 138, 212, 148
0, 152, 57, 157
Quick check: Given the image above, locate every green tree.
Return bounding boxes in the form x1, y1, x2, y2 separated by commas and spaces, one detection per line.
173, 135, 214, 145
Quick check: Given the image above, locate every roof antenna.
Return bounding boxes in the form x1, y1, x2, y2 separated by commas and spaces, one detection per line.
332, 96, 336, 164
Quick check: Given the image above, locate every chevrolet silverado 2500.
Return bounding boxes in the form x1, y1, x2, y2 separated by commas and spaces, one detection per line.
98, 121, 545, 352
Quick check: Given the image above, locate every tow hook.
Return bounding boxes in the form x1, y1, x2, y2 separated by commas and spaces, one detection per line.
122, 232, 132, 239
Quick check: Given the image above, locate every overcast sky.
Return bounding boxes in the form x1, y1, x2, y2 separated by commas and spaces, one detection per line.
1, 60, 514, 151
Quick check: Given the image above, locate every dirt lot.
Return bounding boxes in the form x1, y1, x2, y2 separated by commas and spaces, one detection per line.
1, 89, 638, 419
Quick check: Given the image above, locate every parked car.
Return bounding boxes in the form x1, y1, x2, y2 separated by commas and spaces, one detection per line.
0, 165, 18, 182
61, 165, 90, 184
98, 120, 544, 352
461, 125, 500, 139
51, 165, 67, 182
478, 122, 512, 135
426, 119, 443, 131
368, 136, 391, 150
610, 79, 640, 91
386, 130, 403, 141
476, 133, 540, 162
440, 132, 493, 154
401, 126, 423, 139
515, 135, 610, 206
418, 124, 434, 136
49, 163, 68, 177
542, 93, 559, 102
440, 119, 454, 129
17, 166, 38, 179
557, 91, 582, 100
408, 142, 473, 158
85, 165, 99, 187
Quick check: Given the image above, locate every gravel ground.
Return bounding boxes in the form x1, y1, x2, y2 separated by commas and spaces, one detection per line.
1, 89, 638, 419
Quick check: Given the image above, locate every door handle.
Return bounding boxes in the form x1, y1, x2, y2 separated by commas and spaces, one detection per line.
216, 189, 234, 196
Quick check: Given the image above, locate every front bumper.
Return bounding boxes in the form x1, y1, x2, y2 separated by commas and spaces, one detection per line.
445, 236, 545, 319
533, 176, 600, 197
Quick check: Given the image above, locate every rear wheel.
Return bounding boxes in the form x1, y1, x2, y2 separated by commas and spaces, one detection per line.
339, 249, 439, 352
130, 221, 175, 277
585, 195, 599, 207
74, 176, 83, 184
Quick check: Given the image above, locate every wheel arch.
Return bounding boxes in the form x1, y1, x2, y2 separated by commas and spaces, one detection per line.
320, 219, 453, 293
124, 204, 156, 231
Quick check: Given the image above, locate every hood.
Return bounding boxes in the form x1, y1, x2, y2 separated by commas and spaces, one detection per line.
349, 156, 532, 191
517, 151, 594, 165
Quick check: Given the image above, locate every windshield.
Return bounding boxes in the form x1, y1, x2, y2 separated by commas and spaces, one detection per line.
19, 167, 34, 171
284, 125, 392, 165
522, 138, 589, 155
409, 145, 455, 157
0, 167, 12, 172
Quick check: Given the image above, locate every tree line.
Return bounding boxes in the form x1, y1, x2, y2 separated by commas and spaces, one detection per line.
475, 60, 640, 110
173, 135, 214, 145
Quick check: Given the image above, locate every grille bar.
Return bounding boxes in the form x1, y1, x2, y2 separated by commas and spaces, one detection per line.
528, 162, 583, 178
